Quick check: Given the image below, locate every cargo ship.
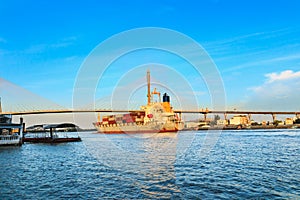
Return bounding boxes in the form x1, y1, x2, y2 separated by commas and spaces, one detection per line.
93, 70, 184, 134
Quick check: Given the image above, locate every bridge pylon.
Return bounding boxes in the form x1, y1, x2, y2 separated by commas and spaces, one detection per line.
272, 114, 276, 122
247, 114, 252, 124
204, 113, 207, 121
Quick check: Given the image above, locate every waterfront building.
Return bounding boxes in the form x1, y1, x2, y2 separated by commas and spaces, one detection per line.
229, 115, 250, 125
217, 119, 228, 125
285, 118, 294, 125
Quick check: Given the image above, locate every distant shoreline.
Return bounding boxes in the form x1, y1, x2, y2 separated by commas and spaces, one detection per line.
187, 124, 300, 131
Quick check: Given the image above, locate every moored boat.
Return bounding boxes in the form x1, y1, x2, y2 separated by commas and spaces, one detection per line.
23, 124, 81, 143
0, 114, 24, 146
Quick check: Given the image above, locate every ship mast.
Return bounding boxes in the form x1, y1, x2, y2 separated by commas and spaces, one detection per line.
147, 70, 151, 105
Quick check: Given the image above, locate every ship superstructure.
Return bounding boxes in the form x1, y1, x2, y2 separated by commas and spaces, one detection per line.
93, 70, 183, 134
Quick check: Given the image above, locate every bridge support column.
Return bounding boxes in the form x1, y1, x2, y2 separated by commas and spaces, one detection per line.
50, 127, 53, 139
272, 114, 276, 122
247, 114, 252, 124
224, 113, 227, 121
204, 113, 207, 121
19, 117, 24, 139
97, 112, 101, 122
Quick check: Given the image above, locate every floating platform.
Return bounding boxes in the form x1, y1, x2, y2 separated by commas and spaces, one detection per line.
23, 125, 81, 143
23, 136, 81, 143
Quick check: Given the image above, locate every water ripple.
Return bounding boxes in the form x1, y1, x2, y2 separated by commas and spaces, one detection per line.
0, 130, 299, 199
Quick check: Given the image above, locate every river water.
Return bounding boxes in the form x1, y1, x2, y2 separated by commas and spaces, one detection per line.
0, 129, 299, 199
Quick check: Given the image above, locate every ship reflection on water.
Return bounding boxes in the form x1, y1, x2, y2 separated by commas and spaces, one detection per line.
84, 132, 192, 197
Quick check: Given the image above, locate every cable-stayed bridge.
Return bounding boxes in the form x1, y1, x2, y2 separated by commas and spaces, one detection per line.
2, 108, 300, 122
1, 77, 299, 122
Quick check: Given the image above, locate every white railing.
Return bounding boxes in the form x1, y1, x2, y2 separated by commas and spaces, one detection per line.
0, 135, 21, 145
0, 135, 19, 140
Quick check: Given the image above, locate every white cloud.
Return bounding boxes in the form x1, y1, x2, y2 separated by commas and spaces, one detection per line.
23, 36, 77, 54
223, 53, 300, 73
242, 70, 300, 111
265, 70, 300, 83
50, 36, 77, 48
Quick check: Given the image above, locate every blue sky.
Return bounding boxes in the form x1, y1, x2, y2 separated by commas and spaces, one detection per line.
1, 0, 300, 117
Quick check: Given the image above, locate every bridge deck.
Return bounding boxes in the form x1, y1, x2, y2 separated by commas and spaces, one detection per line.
1, 109, 299, 115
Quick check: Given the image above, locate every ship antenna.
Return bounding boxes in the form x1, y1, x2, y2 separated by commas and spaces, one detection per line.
147, 70, 151, 105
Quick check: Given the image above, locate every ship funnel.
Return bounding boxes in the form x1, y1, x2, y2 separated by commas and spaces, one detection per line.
163, 93, 170, 102
162, 93, 171, 112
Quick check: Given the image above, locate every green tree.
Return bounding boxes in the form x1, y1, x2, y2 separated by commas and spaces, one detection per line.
273, 120, 282, 126
210, 115, 221, 126
294, 118, 300, 124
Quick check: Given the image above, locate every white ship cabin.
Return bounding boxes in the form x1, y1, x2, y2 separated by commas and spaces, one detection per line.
0, 115, 24, 146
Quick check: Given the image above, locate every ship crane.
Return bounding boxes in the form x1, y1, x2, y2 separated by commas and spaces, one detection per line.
151, 88, 161, 103
147, 70, 161, 104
